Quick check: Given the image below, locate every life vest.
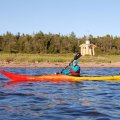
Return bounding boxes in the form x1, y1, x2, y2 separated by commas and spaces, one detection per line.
70, 67, 80, 76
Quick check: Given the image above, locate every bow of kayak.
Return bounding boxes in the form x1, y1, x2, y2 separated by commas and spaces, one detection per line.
0, 70, 73, 82
0, 70, 120, 82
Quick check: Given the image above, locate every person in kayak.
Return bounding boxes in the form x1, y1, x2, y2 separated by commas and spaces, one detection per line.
61, 59, 80, 76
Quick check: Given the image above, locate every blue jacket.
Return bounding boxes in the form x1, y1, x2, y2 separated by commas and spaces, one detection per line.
61, 64, 80, 75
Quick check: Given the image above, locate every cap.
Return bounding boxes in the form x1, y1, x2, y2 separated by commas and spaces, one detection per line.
73, 60, 78, 64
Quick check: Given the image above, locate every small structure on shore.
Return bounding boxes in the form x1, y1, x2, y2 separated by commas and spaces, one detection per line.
79, 39, 96, 56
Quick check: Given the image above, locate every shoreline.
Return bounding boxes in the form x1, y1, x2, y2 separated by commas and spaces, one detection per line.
0, 62, 120, 68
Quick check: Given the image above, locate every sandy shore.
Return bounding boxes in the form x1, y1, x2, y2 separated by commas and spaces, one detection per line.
0, 61, 120, 68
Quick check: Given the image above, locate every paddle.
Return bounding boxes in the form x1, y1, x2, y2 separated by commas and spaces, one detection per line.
60, 52, 81, 73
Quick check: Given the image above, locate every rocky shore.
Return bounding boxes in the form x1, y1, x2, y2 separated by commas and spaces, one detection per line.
0, 61, 120, 68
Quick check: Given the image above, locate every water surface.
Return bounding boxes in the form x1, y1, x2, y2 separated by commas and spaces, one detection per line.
0, 68, 120, 120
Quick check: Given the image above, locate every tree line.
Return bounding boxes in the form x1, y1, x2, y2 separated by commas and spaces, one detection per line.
0, 31, 120, 55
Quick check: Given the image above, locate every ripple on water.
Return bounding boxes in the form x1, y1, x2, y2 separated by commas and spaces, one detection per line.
0, 68, 120, 120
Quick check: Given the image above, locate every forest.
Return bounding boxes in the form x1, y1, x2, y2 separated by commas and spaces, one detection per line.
0, 31, 120, 55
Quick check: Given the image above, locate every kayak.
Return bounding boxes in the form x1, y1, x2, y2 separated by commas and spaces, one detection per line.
0, 70, 120, 82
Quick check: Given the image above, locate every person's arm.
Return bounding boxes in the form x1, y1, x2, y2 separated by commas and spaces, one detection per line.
61, 68, 70, 75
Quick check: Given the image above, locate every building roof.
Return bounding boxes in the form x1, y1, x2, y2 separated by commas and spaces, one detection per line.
79, 43, 96, 47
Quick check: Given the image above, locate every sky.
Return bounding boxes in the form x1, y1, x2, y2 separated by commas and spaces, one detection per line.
0, 0, 120, 37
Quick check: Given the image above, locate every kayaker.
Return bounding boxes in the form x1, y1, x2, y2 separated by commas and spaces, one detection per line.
61, 59, 80, 76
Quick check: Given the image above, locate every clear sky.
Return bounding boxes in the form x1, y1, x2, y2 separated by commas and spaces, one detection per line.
0, 0, 120, 37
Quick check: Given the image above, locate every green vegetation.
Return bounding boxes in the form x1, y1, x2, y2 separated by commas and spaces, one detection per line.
0, 31, 120, 64
0, 31, 120, 55
0, 53, 120, 63
0, 53, 72, 63
80, 55, 120, 63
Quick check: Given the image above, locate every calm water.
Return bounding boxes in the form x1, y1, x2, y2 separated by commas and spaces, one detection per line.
0, 68, 120, 120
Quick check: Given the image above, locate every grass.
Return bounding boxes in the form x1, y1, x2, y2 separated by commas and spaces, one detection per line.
0, 53, 72, 63
0, 53, 120, 63
80, 55, 120, 63
102, 55, 120, 62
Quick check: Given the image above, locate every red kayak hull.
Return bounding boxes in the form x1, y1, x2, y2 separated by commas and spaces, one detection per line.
0, 70, 73, 82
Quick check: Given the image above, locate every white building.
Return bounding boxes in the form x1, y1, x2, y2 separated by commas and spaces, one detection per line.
79, 39, 96, 56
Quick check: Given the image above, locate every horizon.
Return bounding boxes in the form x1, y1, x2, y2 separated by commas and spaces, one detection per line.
0, 30, 119, 38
